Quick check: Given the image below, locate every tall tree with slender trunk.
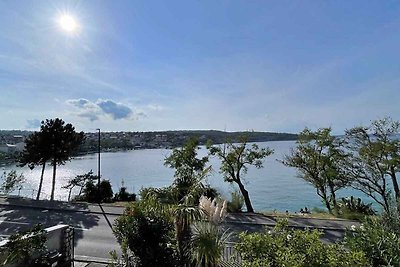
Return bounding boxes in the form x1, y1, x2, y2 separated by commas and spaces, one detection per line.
208, 136, 273, 213
40, 118, 84, 201
282, 128, 349, 214
19, 132, 50, 200
344, 117, 400, 213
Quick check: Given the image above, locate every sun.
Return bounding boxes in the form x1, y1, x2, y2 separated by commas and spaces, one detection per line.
58, 14, 78, 33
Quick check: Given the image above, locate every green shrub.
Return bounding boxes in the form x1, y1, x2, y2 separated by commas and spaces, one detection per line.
345, 215, 400, 266
0, 170, 25, 194
113, 200, 177, 267
79, 179, 114, 203
236, 219, 368, 267
0, 224, 48, 266
337, 196, 375, 220
114, 186, 136, 202
227, 190, 244, 213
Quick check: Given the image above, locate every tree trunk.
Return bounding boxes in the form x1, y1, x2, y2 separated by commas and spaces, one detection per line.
36, 162, 46, 200
390, 166, 400, 201
175, 217, 191, 265
320, 190, 332, 214
50, 159, 57, 201
328, 182, 338, 212
68, 188, 72, 202
237, 180, 254, 213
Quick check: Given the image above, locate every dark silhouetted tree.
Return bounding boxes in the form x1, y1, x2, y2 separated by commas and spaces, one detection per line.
19, 131, 50, 200
40, 118, 84, 201
62, 170, 97, 201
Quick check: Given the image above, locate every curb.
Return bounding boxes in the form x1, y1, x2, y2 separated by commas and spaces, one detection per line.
223, 219, 350, 231
0, 202, 123, 216
75, 255, 115, 264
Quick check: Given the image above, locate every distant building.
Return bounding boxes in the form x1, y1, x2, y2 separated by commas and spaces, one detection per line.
0, 144, 17, 153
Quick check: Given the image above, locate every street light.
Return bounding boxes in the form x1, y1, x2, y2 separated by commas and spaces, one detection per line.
96, 128, 101, 189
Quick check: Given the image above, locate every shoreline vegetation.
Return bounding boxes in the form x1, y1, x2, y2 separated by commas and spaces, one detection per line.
0, 129, 297, 164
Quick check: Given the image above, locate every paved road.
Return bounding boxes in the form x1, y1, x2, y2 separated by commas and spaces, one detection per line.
0, 203, 121, 262
0, 196, 359, 262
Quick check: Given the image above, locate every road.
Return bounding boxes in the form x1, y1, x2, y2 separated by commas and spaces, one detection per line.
0, 197, 359, 262
0, 205, 121, 262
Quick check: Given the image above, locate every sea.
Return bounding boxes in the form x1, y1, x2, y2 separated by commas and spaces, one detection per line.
1, 140, 369, 212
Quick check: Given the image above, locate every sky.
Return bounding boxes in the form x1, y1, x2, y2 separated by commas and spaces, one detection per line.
0, 1, 399, 134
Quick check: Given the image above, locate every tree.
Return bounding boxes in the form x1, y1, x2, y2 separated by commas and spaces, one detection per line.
282, 128, 348, 213
344, 118, 400, 213
164, 138, 213, 264
40, 118, 84, 201
0, 170, 25, 195
19, 131, 50, 200
209, 136, 273, 213
164, 137, 212, 204
62, 170, 97, 201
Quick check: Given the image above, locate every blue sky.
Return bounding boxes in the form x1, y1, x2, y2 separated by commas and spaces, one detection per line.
1, 1, 399, 133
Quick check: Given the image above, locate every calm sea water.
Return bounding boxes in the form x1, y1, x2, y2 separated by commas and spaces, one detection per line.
2, 141, 367, 212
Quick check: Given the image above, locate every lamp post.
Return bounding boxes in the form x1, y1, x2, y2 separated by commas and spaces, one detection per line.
96, 128, 101, 190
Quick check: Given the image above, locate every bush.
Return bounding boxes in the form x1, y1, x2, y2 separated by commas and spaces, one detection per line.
227, 190, 244, 213
114, 186, 136, 202
337, 196, 375, 220
79, 179, 114, 203
236, 219, 368, 267
0, 170, 25, 194
0, 224, 48, 266
113, 200, 177, 267
345, 215, 400, 266
191, 221, 231, 266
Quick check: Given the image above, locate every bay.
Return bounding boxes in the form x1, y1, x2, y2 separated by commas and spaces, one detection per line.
1, 140, 367, 212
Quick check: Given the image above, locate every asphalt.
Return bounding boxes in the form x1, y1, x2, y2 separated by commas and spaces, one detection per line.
0, 195, 125, 216
0, 196, 360, 262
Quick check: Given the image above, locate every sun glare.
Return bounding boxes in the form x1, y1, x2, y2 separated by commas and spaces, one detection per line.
58, 14, 78, 33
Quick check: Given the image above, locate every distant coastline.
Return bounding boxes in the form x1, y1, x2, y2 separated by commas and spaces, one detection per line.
0, 130, 298, 166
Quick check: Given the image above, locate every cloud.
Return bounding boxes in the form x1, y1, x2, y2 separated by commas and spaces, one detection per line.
26, 119, 41, 129
147, 104, 165, 111
66, 98, 139, 121
97, 99, 133, 120
66, 98, 102, 121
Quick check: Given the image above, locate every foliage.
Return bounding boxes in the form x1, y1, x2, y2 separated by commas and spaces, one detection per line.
21, 119, 84, 201
0, 224, 47, 266
113, 200, 178, 267
344, 117, 400, 213
191, 221, 232, 267
282, 128, 349, 214
19, 131, 50, 200
114, 186, 136, 202
80, 179, 113, 203
164, 137, 220, 265
198, 196, 227, 224
63, 170, 97, 201
165, 137, 212, 205
336, 196, 375, 220
0, 170, 25, 194
345, 214, 400, 266
236, 219, 368, 267
227, 190, 245, 212
209, 136, 273, 212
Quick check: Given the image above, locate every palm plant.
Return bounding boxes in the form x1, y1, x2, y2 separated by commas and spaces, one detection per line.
191, 221, 232, 267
